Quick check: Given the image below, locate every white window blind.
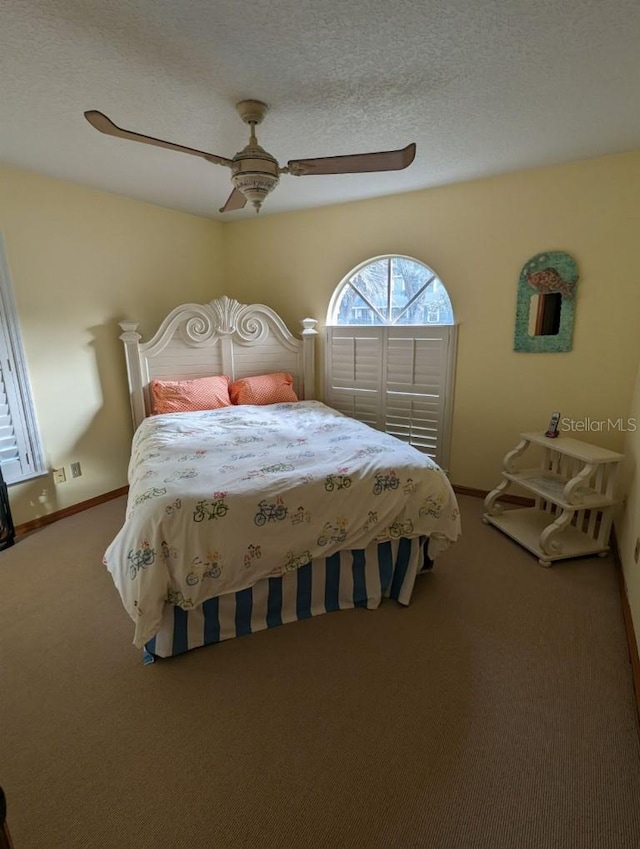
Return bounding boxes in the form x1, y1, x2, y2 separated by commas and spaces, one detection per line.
0, 235, 45, 484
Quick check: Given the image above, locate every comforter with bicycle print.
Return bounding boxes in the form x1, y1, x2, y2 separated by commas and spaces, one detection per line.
103, 401, 461, 647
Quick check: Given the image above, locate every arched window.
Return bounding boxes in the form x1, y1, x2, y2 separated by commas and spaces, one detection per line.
328, 255, 454, 327
325, 256, 457, 470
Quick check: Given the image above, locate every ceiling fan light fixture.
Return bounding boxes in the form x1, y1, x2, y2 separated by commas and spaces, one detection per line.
231, 170, 279, 213
230, 143, 280, 212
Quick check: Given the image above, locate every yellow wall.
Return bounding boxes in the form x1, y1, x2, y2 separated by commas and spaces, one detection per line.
223, 151, 640, 494
2, 152, 639, 649
618, 362, 640, 657
0, 164, 225, 525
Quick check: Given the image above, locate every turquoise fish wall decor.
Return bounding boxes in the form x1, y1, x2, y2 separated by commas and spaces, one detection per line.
514, 251, 579, 352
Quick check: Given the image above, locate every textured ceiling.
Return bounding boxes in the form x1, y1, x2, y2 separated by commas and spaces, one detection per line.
2, 0, 640, 219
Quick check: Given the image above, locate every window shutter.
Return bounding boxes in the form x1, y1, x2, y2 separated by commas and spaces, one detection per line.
325, 325, 457, 470
325, 327, 383, 428
0, 351, 33, 483
385, 326, 456, 465
0, 234, 45, 484
0, 365, 22, 480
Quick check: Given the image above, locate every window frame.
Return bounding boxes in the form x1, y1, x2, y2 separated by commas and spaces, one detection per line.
0, 234, 46, 485
325, 255, 457, 471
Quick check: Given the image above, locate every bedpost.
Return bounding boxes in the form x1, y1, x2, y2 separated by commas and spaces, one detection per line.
119, 321, 146, 431
301, 318, 318, 400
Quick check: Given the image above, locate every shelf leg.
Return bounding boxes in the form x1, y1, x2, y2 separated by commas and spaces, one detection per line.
502, 438, 530, 474
561, 462, 597, 504
539, 509, 573, 557
483, 479, 512, 517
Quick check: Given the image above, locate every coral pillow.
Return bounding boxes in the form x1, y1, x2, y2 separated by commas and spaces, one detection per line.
150, 375, 231, 414
229, 372, 298, 405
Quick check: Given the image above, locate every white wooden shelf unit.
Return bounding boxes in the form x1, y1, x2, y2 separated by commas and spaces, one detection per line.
482, 432, 624, 567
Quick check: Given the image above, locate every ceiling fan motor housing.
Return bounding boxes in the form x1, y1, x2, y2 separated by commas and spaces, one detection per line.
231, 145, 280, 212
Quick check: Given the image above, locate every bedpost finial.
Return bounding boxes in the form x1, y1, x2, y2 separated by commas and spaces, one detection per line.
119, 321, 141, 342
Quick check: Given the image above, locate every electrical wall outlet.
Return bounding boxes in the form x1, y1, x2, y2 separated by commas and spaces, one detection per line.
71, 461, 82, 478
53, 467, 66, 484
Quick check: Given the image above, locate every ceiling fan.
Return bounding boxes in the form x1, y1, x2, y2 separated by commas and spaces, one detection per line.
84, 100, 416, 214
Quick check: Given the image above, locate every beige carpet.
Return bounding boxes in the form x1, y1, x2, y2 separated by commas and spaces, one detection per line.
0, 494, 639, 849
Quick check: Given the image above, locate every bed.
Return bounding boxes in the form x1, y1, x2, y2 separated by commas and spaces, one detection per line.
105, 295, 461, 662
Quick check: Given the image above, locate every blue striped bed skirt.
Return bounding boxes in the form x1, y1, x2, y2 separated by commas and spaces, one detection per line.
144, 535, 430, 663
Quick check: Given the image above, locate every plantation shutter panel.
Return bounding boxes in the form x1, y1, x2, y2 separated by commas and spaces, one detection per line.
384, 325, 456, 466
0, 347, 33, 483
325, 326, 383, 428
325, 324, 457, 470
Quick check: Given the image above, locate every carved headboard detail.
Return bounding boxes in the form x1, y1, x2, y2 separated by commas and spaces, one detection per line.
119, 295, 318, 430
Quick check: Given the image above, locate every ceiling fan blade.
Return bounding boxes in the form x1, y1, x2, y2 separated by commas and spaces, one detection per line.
218, 187, 247, 214
287, 143, 416, 176
83, 111, 233, 168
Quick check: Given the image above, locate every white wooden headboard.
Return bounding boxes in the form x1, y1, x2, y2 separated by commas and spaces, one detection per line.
119, 295, 318, 431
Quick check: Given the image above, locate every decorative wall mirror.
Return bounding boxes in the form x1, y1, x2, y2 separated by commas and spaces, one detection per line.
514, 251, 579, 352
